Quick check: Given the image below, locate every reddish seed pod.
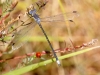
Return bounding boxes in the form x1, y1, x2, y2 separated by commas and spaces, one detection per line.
65, 48, 68, 51
36, 52, 42, 58
65, 48, 71, 51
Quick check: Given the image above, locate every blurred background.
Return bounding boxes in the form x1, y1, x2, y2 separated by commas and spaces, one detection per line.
0, 0, 100, 75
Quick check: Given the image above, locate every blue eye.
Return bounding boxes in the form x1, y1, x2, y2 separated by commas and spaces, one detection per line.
29, 10, 33, 15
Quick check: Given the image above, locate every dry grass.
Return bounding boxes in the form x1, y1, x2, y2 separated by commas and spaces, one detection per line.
0, 0, 100, 75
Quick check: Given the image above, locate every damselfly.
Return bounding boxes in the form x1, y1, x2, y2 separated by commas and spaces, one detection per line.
5, 4, 79, 65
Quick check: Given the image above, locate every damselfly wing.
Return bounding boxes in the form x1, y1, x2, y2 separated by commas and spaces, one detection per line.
6, 10, 79, 53
40, 11, 78, 22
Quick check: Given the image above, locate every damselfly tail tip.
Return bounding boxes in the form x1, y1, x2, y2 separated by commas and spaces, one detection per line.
56, 60, 61, 66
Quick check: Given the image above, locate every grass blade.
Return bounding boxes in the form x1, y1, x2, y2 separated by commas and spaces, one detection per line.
3, 46, 100, 75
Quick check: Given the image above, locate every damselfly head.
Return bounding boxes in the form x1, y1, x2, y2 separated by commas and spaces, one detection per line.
27, 5, 36, 16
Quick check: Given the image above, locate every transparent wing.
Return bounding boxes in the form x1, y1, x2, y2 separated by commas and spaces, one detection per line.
6, 21, 37, 53
40, 11, 79, 22
5, 11, 79, 53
